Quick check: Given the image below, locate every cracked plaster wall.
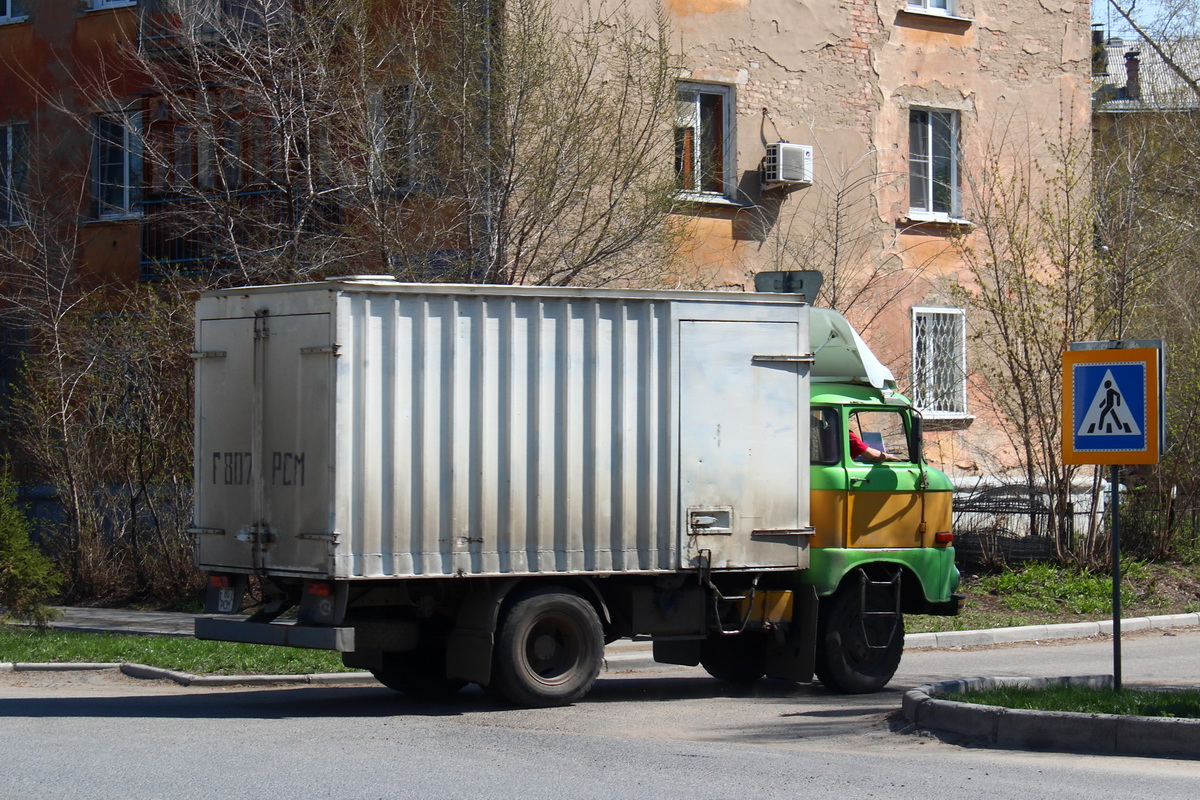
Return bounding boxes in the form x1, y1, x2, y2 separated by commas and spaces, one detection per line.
646, 0, 1092, 475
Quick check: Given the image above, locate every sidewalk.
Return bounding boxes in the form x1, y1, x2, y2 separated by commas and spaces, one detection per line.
45, 606, 198, 637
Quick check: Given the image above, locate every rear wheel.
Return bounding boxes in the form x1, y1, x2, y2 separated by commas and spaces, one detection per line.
815, 579, 904, 694
699, 632, 768, 684
371, 648, 467, 696
491, 587, 604, 708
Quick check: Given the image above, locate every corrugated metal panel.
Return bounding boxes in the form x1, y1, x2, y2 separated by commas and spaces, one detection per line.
331, 291, 675, 578
194, 282, 814, 580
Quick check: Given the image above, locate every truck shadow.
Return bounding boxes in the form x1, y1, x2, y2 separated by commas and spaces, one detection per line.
0, 675, 900, 720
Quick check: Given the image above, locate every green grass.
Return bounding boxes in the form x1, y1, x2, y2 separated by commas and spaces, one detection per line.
957, 685, 1200, 719
975, 561, 1143, 615
0, 626, 353, 675
905, 560, 1177, 634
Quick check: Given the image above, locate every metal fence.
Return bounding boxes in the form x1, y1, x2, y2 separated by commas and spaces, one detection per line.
952, 485, 1091, 565
953, 482, 1200, 565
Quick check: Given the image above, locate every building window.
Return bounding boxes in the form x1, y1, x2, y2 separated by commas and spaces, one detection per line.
909, 108, 959, 219
369, 84, 419, 193
90, 0, 137, 9
907, 0, 954, 15
1, 1, 29, 23
220, 0, 290, 27
0, 122, 28, 226
0, 321, 27, 421
675, 82, 734, 198
92, 111, 142, 219
911, 307, 967, 416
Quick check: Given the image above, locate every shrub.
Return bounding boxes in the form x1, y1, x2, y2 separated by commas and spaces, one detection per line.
0, 470, 62, 627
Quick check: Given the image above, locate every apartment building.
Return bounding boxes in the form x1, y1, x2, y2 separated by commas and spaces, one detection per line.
0, 0, 1094, 484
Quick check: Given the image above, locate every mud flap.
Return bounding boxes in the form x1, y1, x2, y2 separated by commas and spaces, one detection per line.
446, 581, 519, 685
652, 639, 703, 666
765, 585, 818, 682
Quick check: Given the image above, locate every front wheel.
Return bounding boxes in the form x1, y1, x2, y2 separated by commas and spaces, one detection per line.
491, 587, 604, 707
815, 580, 904, 694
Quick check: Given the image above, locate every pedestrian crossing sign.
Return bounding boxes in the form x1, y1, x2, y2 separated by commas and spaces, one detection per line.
1063, 344, 1163, 465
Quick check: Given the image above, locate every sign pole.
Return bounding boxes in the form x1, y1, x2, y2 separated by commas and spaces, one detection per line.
1110, 463, 1121, 691
1064, 340, 1163, 695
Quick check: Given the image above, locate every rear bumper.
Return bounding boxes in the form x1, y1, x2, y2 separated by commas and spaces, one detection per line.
195, 616, 355, 651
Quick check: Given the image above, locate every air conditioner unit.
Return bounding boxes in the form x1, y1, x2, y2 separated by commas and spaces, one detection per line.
763, 142, 813, 187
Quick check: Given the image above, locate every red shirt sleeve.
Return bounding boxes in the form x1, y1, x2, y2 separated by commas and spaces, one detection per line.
848, 431, 868, 458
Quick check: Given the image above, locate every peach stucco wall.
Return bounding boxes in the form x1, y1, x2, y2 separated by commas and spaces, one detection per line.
645, 0, 1092, 478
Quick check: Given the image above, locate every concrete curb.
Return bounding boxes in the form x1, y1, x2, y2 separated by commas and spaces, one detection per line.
0, 660, 371, 686
904, 613, 1200, 649
902, 675, 1200, 759
116, 663, 373, 686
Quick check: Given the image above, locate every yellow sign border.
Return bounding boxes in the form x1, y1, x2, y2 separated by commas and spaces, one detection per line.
1062, 347, 1160, 465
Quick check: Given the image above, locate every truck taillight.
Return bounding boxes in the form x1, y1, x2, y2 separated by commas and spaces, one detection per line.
209, 575, 231, 588
298, 581, 344, 625
934, 532, 954, 545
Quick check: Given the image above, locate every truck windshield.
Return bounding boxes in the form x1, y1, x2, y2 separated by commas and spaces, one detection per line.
849, 409, 911, 462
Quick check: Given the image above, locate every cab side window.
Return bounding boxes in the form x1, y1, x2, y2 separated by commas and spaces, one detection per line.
849, 410, 911, 462
810, 406, 841, 465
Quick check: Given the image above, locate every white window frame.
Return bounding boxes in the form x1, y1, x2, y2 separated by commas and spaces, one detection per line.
0, 1, 29, 23
906, 0, 955, 17
92, 111, 142, 219
675, 82, 736, 203
0, 122, 28, 226
89, 0, 138, 10
911, 307, 968, 418
908, 108, 960, 222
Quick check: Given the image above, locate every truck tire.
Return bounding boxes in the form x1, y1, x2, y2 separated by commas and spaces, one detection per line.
815, 583, 903, 694
371, 648, 467, 696
491, 587, 604, 708
700, 632, 768, 684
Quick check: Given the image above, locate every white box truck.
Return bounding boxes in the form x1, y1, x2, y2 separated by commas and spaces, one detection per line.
193, 278, 959, 706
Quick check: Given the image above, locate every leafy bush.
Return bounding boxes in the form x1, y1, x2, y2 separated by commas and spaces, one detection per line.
0, 471, 61, 627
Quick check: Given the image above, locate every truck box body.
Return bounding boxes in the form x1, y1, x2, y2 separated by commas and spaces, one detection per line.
193, 279, 813, 581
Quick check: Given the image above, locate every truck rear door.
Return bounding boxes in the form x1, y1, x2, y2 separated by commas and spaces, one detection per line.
679, 318, 812, 570
193, 311, 334, 576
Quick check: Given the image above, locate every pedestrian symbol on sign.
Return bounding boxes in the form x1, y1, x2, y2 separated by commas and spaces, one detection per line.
1077, 369, 1142, 438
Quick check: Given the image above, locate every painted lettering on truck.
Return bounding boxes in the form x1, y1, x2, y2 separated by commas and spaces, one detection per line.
210, 451, 305, 486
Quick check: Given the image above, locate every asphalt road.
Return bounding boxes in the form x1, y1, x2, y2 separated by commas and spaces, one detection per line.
2, 628, 1199, 799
